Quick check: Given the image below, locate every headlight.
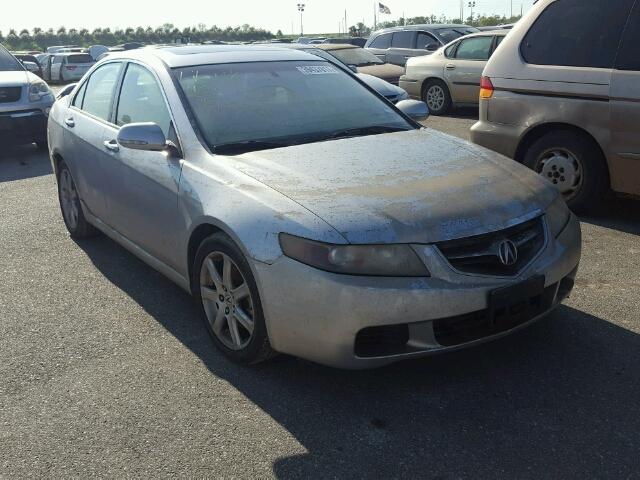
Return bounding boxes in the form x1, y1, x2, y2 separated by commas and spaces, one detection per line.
546, 195, 571, 237
29, 81, 52, 102
279, 233, 430, 277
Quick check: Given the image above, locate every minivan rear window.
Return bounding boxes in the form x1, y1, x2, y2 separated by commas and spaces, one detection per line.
67, 54, 93, 64
521, 0, 634, 69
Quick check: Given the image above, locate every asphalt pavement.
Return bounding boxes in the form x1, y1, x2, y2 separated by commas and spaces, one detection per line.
1, 104, 639, 478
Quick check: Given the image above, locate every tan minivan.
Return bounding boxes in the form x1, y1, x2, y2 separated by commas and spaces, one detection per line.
471, 0, 639, 211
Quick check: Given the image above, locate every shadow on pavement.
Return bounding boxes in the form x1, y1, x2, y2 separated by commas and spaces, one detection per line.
75, 234, 640, 478
0, 144, 52, 183
580, 195, 640, 236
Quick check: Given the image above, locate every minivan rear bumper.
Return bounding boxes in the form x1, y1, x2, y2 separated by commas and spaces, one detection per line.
470, 117, 524, 160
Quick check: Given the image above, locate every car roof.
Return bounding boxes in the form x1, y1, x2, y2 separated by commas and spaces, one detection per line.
372, 24, 476, 34
105, 44, 322, 68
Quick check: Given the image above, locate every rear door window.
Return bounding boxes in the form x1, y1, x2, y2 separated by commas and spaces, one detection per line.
80, 62, 122, 122
370, 33, 391, 49
455, 36, 493, 60
616, 2, 640, 71
521, 0, 634, 68
391, 31, 415, 49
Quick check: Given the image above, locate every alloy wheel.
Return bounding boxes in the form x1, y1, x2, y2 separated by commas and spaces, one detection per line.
536, 148, 584, 200
426, 85, 445, 112
200, 251, 255, 350
59, 169, 79, 230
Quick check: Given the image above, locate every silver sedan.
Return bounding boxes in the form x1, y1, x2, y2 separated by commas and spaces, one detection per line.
48, 45, 581, 369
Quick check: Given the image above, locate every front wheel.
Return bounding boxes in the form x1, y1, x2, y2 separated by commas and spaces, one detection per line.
523, 131, 608, 212
194, 233, 275, 365
422, 79, 452, 116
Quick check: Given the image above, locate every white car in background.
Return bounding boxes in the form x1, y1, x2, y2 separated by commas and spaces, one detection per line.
43, 52, 95, 83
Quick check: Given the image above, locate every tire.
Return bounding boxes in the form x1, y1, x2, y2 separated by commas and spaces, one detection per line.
422, 79, 452, 116
523, 130, 608, 213
57, 161, 99, 238
193, 233, 275, 365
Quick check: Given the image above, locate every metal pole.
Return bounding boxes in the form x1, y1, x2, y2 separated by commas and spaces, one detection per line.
511, 0, 513, 18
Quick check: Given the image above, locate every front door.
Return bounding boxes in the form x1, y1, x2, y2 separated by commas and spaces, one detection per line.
610, 2, 640, 196
104, 62, 184, 270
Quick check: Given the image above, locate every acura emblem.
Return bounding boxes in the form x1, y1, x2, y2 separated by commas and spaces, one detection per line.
497, 239, 518, 266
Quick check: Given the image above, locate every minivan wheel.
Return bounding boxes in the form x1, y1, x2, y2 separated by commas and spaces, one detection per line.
57, 161, 99, 238
523, 131, 608, 212
194, 233, 275, 365
422, 80, 451, 115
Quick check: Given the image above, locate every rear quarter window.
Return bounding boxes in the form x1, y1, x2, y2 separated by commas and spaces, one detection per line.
521, 0, 634, 69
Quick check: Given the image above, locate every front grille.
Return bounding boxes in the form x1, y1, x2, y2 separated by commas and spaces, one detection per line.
0, 87, 22, 103
433, 281, 558, 347
436, 217, 545, 276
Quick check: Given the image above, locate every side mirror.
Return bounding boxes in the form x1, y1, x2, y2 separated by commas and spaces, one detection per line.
117, 122, 167, 152
426, 43, 439, 52
57, 83, 77, 99
347, 64, 358, 73
396, 99, 429, 121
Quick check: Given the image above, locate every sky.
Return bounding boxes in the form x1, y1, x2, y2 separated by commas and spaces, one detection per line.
1, 0, 535, 36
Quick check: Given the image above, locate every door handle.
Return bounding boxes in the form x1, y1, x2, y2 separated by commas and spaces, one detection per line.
64, 117, 75, 127
445, 64, 456, 70
103, 139, 119, 152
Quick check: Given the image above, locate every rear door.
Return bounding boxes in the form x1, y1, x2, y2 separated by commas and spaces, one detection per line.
64, 62, 123, 221
103, 62, 184, 270
387, 30, 416, 66
610, 0, 640, 195
444, 35, 494, 103
366, 32, 392, 62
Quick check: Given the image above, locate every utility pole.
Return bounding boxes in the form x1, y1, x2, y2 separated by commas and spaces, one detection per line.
297, 3, 305, 37
468, 1, 476, 23
510, 0, 513, 18
345, 9, 348, 35
460, 0, 464, 22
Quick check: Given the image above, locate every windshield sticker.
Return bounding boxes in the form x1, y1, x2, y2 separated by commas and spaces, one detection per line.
296, 65, 339, 75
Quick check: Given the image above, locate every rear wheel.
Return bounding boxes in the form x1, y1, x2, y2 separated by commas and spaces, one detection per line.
523, 131, 608, 212
57, 161, 99, 238
422, 79, 452, 116
194, 233, 275, 365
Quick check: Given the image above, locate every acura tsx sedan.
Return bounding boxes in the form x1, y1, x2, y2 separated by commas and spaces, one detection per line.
48, 45, 581, 369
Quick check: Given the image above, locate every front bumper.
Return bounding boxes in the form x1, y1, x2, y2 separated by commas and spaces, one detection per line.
254, 214, 581, 369
0, 108, 49, 145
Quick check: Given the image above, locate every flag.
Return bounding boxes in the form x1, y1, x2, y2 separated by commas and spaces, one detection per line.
379, 2, 391, 14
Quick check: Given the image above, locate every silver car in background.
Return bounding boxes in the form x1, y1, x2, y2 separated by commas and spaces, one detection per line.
48, 45, 580, 369
44, 52, 95, 83
400, 31, 508, 115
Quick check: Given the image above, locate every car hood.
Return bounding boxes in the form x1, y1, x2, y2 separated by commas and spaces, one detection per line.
232, 129, 557, 244
357, 73, 406, 98
0, 70, 29, 87
357, 63, 405, 82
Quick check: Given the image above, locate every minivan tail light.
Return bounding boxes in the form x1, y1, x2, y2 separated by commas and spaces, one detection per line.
480, 76, 494, 99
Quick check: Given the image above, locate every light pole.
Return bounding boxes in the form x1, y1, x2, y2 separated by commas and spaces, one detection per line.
468, 1, 476, 23
297, 3, 305, 37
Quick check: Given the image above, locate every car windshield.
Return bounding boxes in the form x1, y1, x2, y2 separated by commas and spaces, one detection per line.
326, 47, 384, 67
435, 27, 480, 43
175, 61, 413, 154
0, 47, 24, 72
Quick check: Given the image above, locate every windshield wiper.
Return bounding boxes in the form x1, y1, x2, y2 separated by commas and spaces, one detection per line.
212, 140, 292, 155
322, 125, 410, 141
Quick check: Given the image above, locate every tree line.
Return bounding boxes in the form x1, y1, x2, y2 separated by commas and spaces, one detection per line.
0, 23, 275, 51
